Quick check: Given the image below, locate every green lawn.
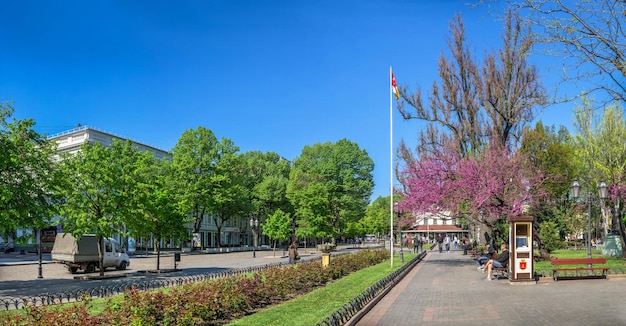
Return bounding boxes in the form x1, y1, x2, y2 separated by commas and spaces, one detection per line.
227, 253, 417, 326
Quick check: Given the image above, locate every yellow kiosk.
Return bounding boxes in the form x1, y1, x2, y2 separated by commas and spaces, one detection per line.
509, 216, 534, 283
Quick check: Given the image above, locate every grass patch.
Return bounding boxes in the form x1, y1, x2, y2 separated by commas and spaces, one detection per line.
227, 253, 416, 326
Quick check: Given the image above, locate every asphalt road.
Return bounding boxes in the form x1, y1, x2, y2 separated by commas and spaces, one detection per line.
0, 248, 320, 300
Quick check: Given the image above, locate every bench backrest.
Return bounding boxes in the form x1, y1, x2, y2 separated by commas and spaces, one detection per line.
551, 258, 606, 265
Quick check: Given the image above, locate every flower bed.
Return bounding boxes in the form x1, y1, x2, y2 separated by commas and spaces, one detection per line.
2, 249, 388, 326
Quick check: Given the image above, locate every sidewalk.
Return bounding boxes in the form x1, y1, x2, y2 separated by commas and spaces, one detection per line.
355, 249, 626, 325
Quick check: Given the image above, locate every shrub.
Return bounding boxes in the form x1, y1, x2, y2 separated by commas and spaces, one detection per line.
539, 221, 561, 253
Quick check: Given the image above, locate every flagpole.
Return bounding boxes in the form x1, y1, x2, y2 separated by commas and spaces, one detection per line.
389, 66, 394, 268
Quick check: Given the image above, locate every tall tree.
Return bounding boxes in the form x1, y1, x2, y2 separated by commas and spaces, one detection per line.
170, 127, 221, 235
482, 10, 546, 147
0, 102, 59, 244
510, 0, 626, 103
397, 11, 544, 157
130, 158, 189, 271
287, 139, 374, 244
571, 100, 626, 256
209, 138, 252, 248
56, 140, 143, 276
520, 122, 577, 259
240, 151, 292, 233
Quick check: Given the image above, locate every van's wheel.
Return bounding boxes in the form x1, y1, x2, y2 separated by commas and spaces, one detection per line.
85, 263, 96, 273
68, 266, 78, 274
117, 261, 127, 270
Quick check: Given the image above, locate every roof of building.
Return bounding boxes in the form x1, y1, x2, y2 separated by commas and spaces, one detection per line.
405, 225, 468, 233
48, 125, 169, 153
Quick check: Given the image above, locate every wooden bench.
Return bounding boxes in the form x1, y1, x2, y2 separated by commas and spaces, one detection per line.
493, 265, 509, 279
551, 258, 609, 281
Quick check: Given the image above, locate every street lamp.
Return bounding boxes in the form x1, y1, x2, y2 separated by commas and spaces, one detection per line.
249, 218, 259, 258
395, 203, 404, 263
570, 180, 608, 260
37, 228, 43, 279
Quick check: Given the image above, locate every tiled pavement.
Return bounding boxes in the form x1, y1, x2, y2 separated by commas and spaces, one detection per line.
354, 249, 626, 326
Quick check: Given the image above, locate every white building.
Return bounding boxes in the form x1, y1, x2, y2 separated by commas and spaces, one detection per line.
48, 126, 255, 251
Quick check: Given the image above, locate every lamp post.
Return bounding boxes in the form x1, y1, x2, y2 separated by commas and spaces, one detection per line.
570, 180, 608, 260
249, 218, 259, 258
37, 228, 43, 279
395, 203, 404, 263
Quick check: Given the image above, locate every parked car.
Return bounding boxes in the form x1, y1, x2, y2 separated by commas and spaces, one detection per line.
51, 233, 130, 274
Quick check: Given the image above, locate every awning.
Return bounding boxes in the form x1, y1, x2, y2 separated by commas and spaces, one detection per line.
402, 225, 468, 233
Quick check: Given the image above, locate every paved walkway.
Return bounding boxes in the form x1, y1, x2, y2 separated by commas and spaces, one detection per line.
355, 249, 626, 326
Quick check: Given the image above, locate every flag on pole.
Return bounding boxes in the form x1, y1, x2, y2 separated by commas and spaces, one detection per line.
391, 72, 400, 100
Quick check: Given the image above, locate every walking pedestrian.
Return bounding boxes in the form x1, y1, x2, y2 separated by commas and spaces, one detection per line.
437, 234, 443, 253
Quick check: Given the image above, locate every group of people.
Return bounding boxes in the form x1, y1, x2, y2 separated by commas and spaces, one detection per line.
436, 234, 459, 253
476, 243, 509, 281
412, 236, 426, 253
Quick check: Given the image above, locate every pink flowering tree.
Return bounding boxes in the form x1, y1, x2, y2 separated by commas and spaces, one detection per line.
398, 142, 544, 244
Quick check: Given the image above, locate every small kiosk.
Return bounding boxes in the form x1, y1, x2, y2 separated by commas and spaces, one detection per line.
509, 216, 535, 283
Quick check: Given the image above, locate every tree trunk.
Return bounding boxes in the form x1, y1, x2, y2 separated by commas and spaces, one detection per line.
97, 235, 105, 277
272, 239, 277, 257
156, 241, 161, 271
216, 225, 222, 248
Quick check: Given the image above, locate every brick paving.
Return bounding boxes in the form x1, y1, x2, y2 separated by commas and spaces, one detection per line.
355, 249, 626, 326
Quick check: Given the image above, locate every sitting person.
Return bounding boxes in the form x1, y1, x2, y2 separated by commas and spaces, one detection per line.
483, 243, 509, 281
476, 244, 496, 270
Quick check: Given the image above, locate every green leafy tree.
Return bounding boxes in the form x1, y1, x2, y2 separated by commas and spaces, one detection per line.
209, 139, 253, 248
0, 102, 60, 245
170, 127, 221, 235
362, 196, 391, 237
344, 220, 364, 246
130, 158, 189, 271
240, 151, 292, 246
56, 140, 143, 276
572, 100, 626, 256
520, 121, 577, 259
262, 209, 292, 256
287, 139, 374, 244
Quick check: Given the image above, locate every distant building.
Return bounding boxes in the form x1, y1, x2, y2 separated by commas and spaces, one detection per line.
49, 125, 171, 160
404, 211, 469, 243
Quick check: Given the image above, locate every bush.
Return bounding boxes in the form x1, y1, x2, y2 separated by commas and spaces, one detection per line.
539, 221, 561, 253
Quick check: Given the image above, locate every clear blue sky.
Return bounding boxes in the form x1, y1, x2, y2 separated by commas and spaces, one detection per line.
0, 1, 575, 201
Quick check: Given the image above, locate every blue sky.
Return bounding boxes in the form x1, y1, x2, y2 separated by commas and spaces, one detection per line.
0, 1, 576, 200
